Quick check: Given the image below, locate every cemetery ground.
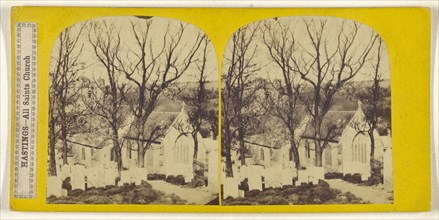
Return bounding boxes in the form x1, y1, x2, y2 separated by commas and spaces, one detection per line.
223, 179, 365, 205
47, 180, 217, 205
223, 174, 393, 205
326, 179, 393, 204
47, 181, 187, 204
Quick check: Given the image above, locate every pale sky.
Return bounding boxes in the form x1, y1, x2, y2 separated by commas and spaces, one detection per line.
50, 16, 218, 85
222, 16, 390, 83
51, 15, 390, 88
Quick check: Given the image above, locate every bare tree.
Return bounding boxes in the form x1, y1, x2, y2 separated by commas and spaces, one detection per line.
84, 20, 129, 173
292, 19, 378, 167
260, 20, 305, 169
354, 36, 391, 171
222, 23, 261, 177
116, 18, 205, 168
167, 36, 214, 164
49, 23, 88, 174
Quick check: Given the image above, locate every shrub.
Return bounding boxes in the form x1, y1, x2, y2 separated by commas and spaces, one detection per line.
280, 187, 296, 196
318, 179, 330, 188
324, 172, 344, 179
83, 187, 103, 196
104, 186, 126, 196
68, 189, 83, 197
82, 195, 112, 204
238, 178, 249, 192
194, 169, 204, 177
62, 177, 72, 191
371, 167, 382, 175
351, 173, 363, 183
343, 174, 352, 182
123, 187, 162, 204
103, 184, 136, 196
343, 173, 363, 184
147, 173, 166, 181
365, 173, 383, 186
189, 175, 206, 188
141, 180, 152, 188
223, 198, 254, 205
105, 185, 116, 190
244, 189, 261, 198
311, 185, 337, 203
222, 182, 360, 205
258, 195, 289, 205
174, 175, 185, 185
257, 188, 280, 198
165, 175, 175, 183
157, 174, 166, 180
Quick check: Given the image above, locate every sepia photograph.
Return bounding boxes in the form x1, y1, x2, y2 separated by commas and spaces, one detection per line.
46, 16, 219, 205
221, 16, 393, 205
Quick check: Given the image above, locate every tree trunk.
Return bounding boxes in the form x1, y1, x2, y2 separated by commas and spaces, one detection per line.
315, 145, 323, 167
192, 132, 199, 171
224, 121, 234, 178
225, 144, 234, 178
369, 129, 376, 173
48, 116, 57, 176
112, 129, 122, 175
61, 126, 68, 165
314, 132, 323, 167
313, 113, 324, 167
238, 127, 246, 166
137, 141, 145, 168
289, 138, 301, 169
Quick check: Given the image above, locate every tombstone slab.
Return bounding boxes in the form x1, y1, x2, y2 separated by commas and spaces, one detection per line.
297, 169, 309, 185
71, 165, 86, 190
223, 177, 239, 198
47, 176, 62, 197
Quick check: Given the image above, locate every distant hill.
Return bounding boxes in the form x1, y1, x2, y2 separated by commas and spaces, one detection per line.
346, 79, 391, 90
175, 81, 219, 92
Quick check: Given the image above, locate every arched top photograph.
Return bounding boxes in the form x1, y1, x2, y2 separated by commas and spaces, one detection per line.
221, 16, 392, 205
46, 15, 219, 205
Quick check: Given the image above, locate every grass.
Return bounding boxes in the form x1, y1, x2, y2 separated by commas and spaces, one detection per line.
223, 180, 366, 205
47, 181, 188, 204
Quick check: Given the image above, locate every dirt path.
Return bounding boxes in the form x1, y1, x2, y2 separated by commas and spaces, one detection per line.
149, 180, 215, 204
326, 179, 393, 204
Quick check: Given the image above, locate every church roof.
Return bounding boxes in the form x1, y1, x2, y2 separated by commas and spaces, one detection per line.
301, 101, 366, 142
124, 103, 188, 143
243, 134, 285, 150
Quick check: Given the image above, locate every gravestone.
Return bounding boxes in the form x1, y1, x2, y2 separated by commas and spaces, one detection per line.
104, 168, 118, 186
71, 164, 86, 190
281, 167, 296, 186
239, 165, 251, 182
61, 189, 68, 197
131, 167, 148, 185
351, 161, 371, 181
59, 164, 72, 180
120, 170, 131, 185
297, 169, 309, 185
308, 166, 325, 184
238, 189, 244, 198
247, 165, 263, 191
47, 176, 62, 197
222, 177, 239, 198
264, 166, 282, 188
